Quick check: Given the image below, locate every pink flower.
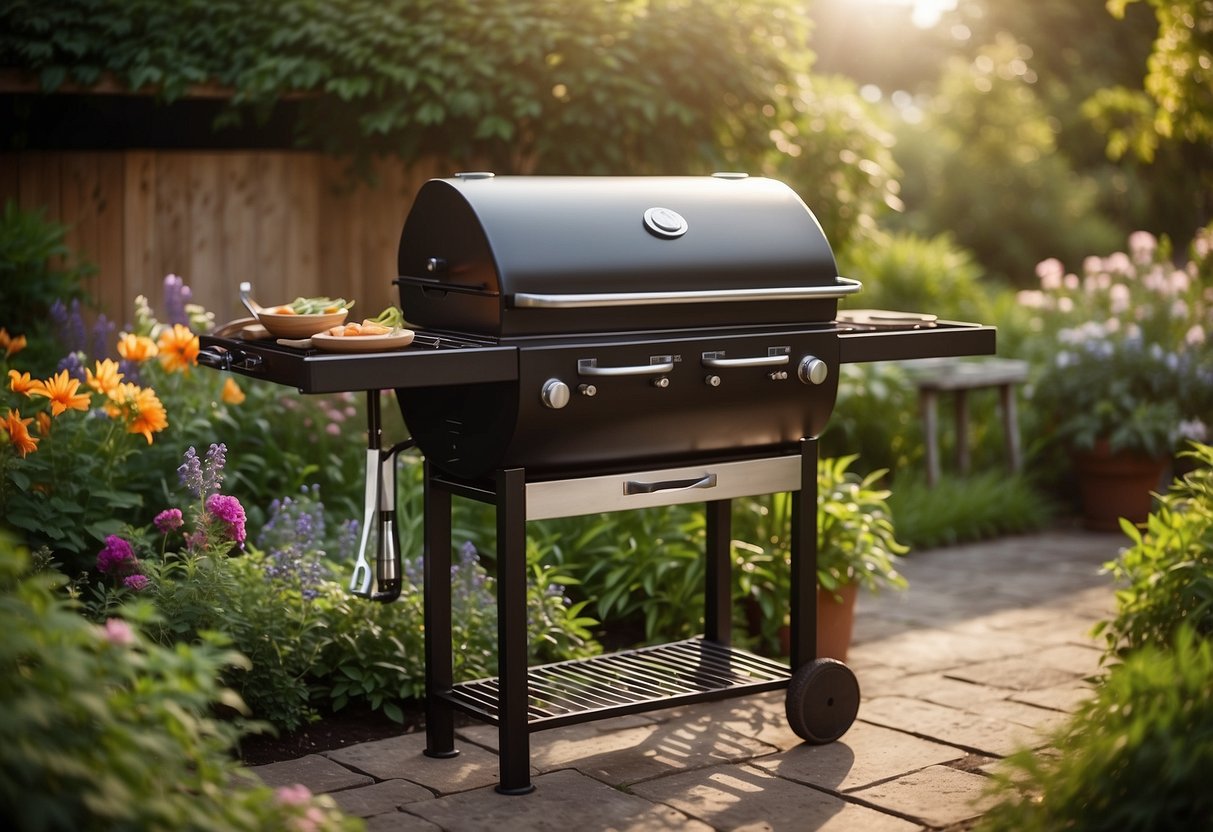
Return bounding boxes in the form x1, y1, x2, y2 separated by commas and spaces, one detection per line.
274, 784, 313, 807
123, 574, 150, 592
103, 618, 135, 646
206, 493, 247, 546
154, 508, 184, 533
97, 535, 137, 575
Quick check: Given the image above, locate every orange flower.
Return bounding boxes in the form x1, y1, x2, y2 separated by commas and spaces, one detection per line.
86, 359, 124, 396
157, 324, 199, 374
0, 329, 8, 351
36, 411, 51, 436
5, 334, 25, 357
8, 369, 45, 397
30, 370, 91, 416
105, 383, 168, 444
117, 332, 158, 363
128, 387, 168, 444
3, 408, 39, 457
221, 377, 245, 405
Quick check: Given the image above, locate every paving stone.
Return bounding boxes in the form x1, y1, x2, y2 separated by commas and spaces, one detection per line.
959, 698, 1070, 742
859, 696, 1033, 757
647, 691, 797, 752
405, 768, 713, 832
847, 764, 997, 827
850, 627, 1027, 673
325, 732, 507, 795
1031, 643, 1106, 677
631, 763, 920, 831
751, 720, 963, 793
1010, 682, 1095, 714
248, 753, 373, 793
330, 779, 435, 817
868, 671, 1008, 711
463, 704, 776, 787
945, 655, 1084, 692
364, 811, 442, 832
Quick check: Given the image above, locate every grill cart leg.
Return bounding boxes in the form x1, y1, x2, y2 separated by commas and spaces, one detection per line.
423, 464, 459, 760
785, 438, 860, 743
495, 467, 535, 794
704, 499, 732, 646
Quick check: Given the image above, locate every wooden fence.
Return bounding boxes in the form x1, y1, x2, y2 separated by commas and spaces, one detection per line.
0, 150, 448, 329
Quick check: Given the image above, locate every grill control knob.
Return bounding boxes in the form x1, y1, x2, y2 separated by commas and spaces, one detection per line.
652, 376, 671, 389
705, 374, 722, 387
541, 379, 571, 409
578, 383, 597, 397
797, 356, 829, 385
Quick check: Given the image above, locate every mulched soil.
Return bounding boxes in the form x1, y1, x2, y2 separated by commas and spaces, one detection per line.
238, 700, 427, 766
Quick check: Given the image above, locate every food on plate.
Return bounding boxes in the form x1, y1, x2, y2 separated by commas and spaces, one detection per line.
326, 321, 394, 337
270, 296, 355, 315
321, 306, 411, 337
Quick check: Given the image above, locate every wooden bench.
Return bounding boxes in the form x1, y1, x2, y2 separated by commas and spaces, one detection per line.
902, 357, 1030, 487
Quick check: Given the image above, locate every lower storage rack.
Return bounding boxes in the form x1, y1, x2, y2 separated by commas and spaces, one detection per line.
440, 637, 791, 731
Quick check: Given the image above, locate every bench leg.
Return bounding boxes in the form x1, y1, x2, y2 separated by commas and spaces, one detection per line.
920, 389, 940, 487
954, 390, 970, 476
1000, 383, 1023, 474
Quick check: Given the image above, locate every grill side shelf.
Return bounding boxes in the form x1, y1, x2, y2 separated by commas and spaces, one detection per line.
198, 335, 518, 393
838, 321, 996, 364
439, 637, 791, 731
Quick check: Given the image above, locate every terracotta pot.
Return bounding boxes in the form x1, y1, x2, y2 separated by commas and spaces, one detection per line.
1074, 440, 1169, 532
776, 582, 859, 662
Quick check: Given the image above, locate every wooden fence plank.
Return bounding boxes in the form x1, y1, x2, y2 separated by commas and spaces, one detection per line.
219, 152, 258, 322
253, 152, 288, 307
153, 152, 191, 317
186, 152, 224, 319
284, 152, 321, 301
94, 152, 126, 334
60, 152, 104, 306
123, 151, 159, 326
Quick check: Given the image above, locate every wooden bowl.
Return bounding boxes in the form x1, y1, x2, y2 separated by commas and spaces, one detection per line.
255, 308, 349, 339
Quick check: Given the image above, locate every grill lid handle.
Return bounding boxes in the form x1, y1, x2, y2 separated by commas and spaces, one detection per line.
513, 277, 862, 309
623, 473, 718, 496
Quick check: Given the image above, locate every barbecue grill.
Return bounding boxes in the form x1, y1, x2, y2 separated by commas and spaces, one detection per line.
199, 173, 993, 794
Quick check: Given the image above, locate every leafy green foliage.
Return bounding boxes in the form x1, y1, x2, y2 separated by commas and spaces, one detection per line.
889, 35, 1122, 286
1097, 443, 1213, 659
979, 627, 1213, 832
765, 74, 902, 245
0, 200, 93, 375
0, 535, 361, 832
732, 455, 908, 651
887, 471, 1054, 550
0, 0, 811, 174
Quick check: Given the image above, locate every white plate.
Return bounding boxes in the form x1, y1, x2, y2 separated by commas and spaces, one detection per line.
310, 329, 416, 353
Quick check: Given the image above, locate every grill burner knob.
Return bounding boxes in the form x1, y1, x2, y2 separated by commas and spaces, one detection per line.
798, 356, 829, 385
541, 379, 571, 409
652, 376, 671, 389
578, 383, 597, 397
705, 374, 721, 387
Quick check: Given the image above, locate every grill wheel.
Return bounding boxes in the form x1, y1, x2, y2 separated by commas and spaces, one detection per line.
785, 657, 861, 744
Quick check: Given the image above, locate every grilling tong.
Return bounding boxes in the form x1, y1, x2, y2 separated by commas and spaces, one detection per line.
349, 391, 414, 602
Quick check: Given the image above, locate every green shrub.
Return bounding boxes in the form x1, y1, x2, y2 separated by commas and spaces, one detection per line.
888, 471, 1055, 550
0, 200, 93, 376
1097, 442, 1213, 659
0, 535, 361, 832
979, 627, 1213, 832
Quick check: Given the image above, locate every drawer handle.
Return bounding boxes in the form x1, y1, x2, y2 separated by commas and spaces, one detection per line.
701, 349, 790, 369
623, 473, 718, 495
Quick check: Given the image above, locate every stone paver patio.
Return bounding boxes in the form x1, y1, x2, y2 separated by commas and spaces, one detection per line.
249, 529, 1122, 831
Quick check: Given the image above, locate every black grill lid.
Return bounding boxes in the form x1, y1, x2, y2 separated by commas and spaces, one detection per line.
396, 174, 859, 337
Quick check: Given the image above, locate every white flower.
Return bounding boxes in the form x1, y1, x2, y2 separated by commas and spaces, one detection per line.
1109, 284, 1130, 314
1172, 299, 1189, 319
1064, 273, 1080, 291
1017, 289, 1045, 308
1105, 252, 1134, 277
1082, 255, 1103, 276
1056, 350, 1072, 368
1170, 269, 1191, 294
1058, 297, 1074, 313
1186, 325, 1206, 346
1177, 419, 1208, 443
1128, 230, 1157, 263
1036, 257, 1064, 289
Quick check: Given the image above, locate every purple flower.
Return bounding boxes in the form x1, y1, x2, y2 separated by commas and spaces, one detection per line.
178, 447, 203, 498
97, 535, 137, 575
91, 313, 115, 360
154, 508, 184, 533
206, 493, 247, 546
123, 574, 150, 591
56, 350, 87, 382
51, 298, 88, 354
163, 274, 194, 327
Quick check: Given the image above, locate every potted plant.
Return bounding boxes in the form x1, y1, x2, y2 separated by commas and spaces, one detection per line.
1024, 227, 1212, 531
733, 454, 908, 661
